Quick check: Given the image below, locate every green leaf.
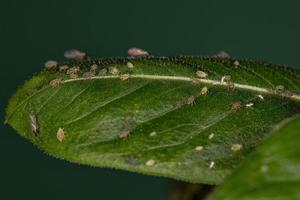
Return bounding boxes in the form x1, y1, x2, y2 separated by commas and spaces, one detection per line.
5, 57, 300, 184
208, 115, 300, 199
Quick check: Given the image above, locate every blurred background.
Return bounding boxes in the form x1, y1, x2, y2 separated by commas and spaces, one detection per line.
1, 0, 300, 199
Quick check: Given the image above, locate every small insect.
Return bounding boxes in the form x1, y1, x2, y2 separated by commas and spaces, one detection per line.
120, 74, 130, 81
195, 146, 204, 151
208, 133, 214, 140
196, 70, 208, 78
59, 65, 69, 72
175, 100, 183, 108
64, 49, 87, 60
90, 64, 98, 72
214, 51, 230, 59
258, 94, 264, 101
67, 66, 80, 75
246, 102, 254, 108
145, 159, 156, 166
200, 86, 208, 95
119, 128, 131, 139
260, 164, 268, 173
98, 68, 108, 76
109, 66, 119, 75
128, 47, 149, 58
275, 85, 285, 93
29, 113, 39, 136
209, 161, 215, 169
45, 60, 58, 69
82, 71, 95, 78
149, 131, 157, 137
127, 62, 134, 69
56, 128, 65, 142
231, 101, 241, 110
233, 60, 240, 66
231, 144, 243, 151
221, 75, 231, 83
187, 96, 196, 105
127, 156, 140, 165
49, 78, 62, 87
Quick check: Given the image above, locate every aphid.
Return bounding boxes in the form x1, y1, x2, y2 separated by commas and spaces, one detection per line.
245, 102, 254, 108
214, 51, 230, 59
260, 164, 268, 173
145, 159, 155, 166
120, 74, 130, 81
59, 65, 69, 72
149, 131, 157, 137
56, 128, 65, 142
67, 66, 80, 75
109, 66, 119, 75
64, 49, 87, 60
195, 146, 204, 151
98, 68, 108, 76
275, 85, 285, 93
221, 75, 231, 83
90, 64, 98, 72
208, 133, 214, 140
187, 96, 196, 105
258, 94, 264, 100
45, 60, 58, 69
119, 128, 131, 138
227, 82, 235, 89
127, 156, 140, 165
128, 47, 149, 58
196, 70, 208, 78
82, 71, 95, 78
70, 74, 78, 79
231, 144, 243, 151
49, 78, 62, 87
231, 101, 241, 110
29, 113, 39, 136
127, 62, 134, 69
200, 86, 208, 95
233, 60, 240, 66
209, 161, 215, 169
175, 100, 183, 108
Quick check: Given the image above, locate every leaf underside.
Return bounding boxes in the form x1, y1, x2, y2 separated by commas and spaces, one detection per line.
208, 115, 300, 199
5, 56, 300, 184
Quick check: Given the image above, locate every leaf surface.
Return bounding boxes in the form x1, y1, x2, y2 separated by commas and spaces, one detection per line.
208, 115, 300, 199
5, 57, 300, 184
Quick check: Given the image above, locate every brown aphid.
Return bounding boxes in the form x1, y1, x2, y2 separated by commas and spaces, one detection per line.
187, 96, 196, 105
231, 101, 241, 110
98, 68, 108, 76
109, 66, 119, 75
49, 78, 62, 87
120, 74, 130, 81
82, 71, 95, 78
29, 113, 39, 136
214, 51, 230, 59
67, 66, 80, 75
45, 60, 58, 69
120, 128, 131, 139
176, 100, 183, 108
59, 65, 69, 72
56, 128, 65, 142
90, 64, 98, 72
128, 47, 149, 58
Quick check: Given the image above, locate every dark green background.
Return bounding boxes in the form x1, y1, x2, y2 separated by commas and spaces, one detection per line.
1, 0, 300, 199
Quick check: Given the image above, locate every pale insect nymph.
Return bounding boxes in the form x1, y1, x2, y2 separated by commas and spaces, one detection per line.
187, 96, 196, 105
29, 113, 39, 136
128, 47, 149, 58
